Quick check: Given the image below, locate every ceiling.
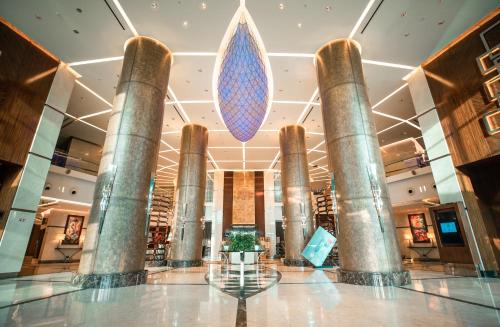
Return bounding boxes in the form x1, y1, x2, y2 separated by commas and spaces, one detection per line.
1, 0, 495, 189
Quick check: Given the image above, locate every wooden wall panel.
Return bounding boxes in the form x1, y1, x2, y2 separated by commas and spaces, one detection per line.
422, 11, 500, 167
222, 171, 233, 234
0, 17, 59, 166
254, 171, 265, 236
422, 10, 500, 272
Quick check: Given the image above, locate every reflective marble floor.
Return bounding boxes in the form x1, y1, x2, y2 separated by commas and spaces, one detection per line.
0, 263, 499, 326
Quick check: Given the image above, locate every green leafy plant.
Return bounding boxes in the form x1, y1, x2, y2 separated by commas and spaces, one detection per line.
227, 232, 257, 251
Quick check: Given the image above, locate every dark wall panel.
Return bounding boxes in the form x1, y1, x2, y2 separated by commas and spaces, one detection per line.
254, 171, 265, 236
222, 171, 234, 235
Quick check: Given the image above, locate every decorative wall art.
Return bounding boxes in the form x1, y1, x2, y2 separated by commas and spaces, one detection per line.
62, 215, 84, 245
408, 213, 430, 243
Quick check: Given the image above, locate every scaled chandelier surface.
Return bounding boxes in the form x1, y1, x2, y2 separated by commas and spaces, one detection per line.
213, 0, 273, 142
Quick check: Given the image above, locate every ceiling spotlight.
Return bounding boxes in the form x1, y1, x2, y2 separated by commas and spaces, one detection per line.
297, 22, 302, 28
182, 20, 189, 28
279, 3, 285, 10
151, 1, 159, 9
201, 2, 207, 10
325, 5, 332, 12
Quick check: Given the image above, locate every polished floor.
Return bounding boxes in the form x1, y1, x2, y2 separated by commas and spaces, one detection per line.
0, 262, 499, 326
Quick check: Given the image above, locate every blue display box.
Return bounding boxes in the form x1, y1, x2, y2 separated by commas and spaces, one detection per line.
302, 227, 337, 267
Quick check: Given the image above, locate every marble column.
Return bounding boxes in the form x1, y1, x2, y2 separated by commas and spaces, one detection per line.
74, 36, 172, 288
315, 39, 410, 286
279, 125, 315, 266
167, 124, 208, 267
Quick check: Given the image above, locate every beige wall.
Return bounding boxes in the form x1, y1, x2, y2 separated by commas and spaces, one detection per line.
393, 206, 440, 261
232, 171, 255, 225
39, 208, 89, 263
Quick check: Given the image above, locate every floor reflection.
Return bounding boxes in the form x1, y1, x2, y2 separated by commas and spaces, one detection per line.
0, 263, 499, 326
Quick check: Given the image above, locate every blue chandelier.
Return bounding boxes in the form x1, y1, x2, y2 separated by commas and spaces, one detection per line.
213, 0, 273, 142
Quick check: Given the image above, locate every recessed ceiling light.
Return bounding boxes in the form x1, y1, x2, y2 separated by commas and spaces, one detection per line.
279, 3, 284, 10
437, 20, 445, 25
400, 11, 407, 17
297, 22, 302, 28
201, 2, 207, 10
73, 29, 79, 34
404, 33, 410, 37
151, 1, 159, 10
76, 8, 82, 13
182, 20, 189, 28
325, 5, 332, 12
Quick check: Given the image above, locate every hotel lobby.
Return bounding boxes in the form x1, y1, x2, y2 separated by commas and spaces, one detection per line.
0, 0, 499, 326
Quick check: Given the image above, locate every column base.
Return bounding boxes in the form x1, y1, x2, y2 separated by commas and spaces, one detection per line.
283, 259, 312, 267
71, 270, 147, 289
166, 259, 203, 268
338, 269, 411, 286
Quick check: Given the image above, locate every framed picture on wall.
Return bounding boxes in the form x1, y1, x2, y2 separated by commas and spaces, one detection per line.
408, 213, 430, 243
62, 215, 84, 245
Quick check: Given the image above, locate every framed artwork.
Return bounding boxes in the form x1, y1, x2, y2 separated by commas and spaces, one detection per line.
408, 213, 430, 243
62, 215, 84, 245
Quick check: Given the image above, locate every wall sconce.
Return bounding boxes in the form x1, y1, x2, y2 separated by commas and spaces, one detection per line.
404, 233, 412, 247
428, 232, 434, 246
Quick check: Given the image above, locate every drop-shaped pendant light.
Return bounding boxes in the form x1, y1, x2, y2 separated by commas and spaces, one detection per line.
213, 0, 273, 142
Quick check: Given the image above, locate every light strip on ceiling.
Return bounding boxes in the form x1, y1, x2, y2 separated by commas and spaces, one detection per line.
348, 0, 377, 39
309, 164, 329, 172
78, 109, 112, 120
165, 100, 213, 105
242, 142, 246, 170
372, 83, 408, 110
172, 52, 217, 56
296, 88, 319, 124
373, 110, 420, 130
361, 59, 415, 70
159, 149, 179, 153
160, 140, 180, 154
268, 151, 280, 169
64, 112, 106, 133
370, 83, 420, 130
273, 100, 321, 106
40, 196, 91, 207
268, 87, 319, 170
167, 86, 191, 123
165, 87, 219, 170
267, 52, 315, 58
377, 113, 419, 135
68, 56, 124, 67
307, 140, 325, 154
112, 0, 138, 36
165, 100, 322, 106
159, 155, 177, 164
75, 80, 113, 107
310, 155, 327, 164
207, 151, 220, 170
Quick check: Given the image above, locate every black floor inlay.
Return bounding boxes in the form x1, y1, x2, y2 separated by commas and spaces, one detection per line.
205, 264, 282, 327
397, 286, 500, 311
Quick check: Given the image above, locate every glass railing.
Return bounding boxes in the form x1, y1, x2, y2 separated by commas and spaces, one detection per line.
51, 150, 99, 176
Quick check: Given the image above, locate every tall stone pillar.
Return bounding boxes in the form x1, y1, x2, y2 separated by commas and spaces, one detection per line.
75, 36, 172, 288
315, 39, 410, 286
167, 124, 208, 267
279, 125, 315, 266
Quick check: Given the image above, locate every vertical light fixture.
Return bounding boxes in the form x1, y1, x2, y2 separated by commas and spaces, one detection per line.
213, 0, 273, 142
